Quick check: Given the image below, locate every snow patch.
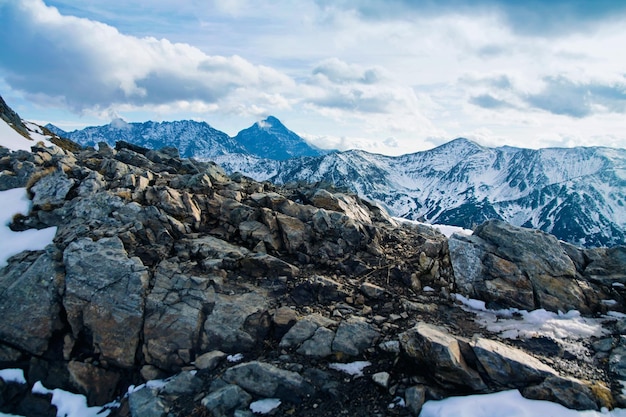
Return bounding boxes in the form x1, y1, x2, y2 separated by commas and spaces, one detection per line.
0, 369, 26, 385
0, 188, 57, 268
227, 353, 244, 362
0, 118, 33, 151
250, 398, 281, 414
329, 361, 371, 377
32, 381, 111, 417
420, 389, 626, 417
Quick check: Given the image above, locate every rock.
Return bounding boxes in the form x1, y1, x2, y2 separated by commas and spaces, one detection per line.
372, 372, 390, 389
222, 361, 314, 403
63, 236, 148, 368
128, 387, 167, 417
195, 350, 227, 371
30, 170, 75, 208
332, 316, 380, 357
143, 260, 216, 371
360, 282, 385, 299
201, 384, 252, 416
0, 249, 63, 356
67, 361, 120, 406
405, 385, 426, 416
291, 275, 347, 305
279, 315, 329, 349
272, 307, 297, 339
202, 291, 268, 353
160, 371, 202, 397
449, 220, 592, 313
297, 327, 335, 358
470, 337, 557, 388
399, 322, 486, 391
240, 253, 299, 278
522, 375, 599, 411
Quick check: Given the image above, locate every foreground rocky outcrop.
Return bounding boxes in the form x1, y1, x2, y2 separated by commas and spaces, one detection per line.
0, 137, 625, 417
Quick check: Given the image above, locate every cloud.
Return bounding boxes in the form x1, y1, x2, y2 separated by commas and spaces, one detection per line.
470, 94, 514, 110
314, 0, 626, 37
0, 0, 293, 114
525, 76, 626, 118
311, 58, 384, 84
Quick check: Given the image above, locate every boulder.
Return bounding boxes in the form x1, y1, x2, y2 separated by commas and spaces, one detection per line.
297, 327, 335, 358
332, 316, 380, 357
222, 361, 314, 402
521, 375, 599, 411
399, 322, 486, 391
63, 236, 148, 368
30, 170, 75, 208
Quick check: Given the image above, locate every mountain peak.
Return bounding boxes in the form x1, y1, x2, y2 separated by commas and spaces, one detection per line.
110, 118, 130, 130
235, 116, 327, 160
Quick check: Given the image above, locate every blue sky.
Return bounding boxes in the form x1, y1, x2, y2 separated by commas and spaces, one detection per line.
1, 0, 626, 155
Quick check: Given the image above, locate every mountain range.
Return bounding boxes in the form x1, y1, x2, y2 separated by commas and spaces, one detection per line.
42, 116, 626, 248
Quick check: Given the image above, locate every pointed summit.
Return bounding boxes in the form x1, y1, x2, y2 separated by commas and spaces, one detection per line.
234, 116, 328, 160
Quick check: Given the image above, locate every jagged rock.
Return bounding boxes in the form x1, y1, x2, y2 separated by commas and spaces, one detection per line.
222, 361, 314, 403
240, 253, 299, 278
143, 260, 216, 371
522, 375, 599, 411
67, 361, 120, 406
297, 327, 335, 358
309, 189, 372, 224
201, 384, 252, 416
160, 371, 202, 397
0, 249, 63, 356
332, 316, 380, 357
202, 291, 269, 353
63, 236, 149, 368
371, 372, 390, 389
449, 220, 593, 313
279, 314, 335, 350
470, 337, 556, 388
30, 170, 75, 208
128, 387, 166, 417
400, 322, 486, 391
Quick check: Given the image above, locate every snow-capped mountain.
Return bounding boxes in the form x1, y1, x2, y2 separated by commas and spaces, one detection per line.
214, 138, 626, 248
47, 115, 328, 161
233, 116, 328, 160
46, 119, 248, 159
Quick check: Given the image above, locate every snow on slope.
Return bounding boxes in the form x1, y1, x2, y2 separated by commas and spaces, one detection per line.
215, 138, 626, 247
0, 118, 35, 151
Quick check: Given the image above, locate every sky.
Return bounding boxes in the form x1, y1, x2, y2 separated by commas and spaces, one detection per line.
1, 0, 626, 155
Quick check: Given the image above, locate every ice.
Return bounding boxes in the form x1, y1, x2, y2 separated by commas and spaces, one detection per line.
420, 389, 626, 417
0, 188, 57, 268
250, 398, 281, 414
0, 369, 26, 385
32, 381, 110, 417
328, 361, 371, 377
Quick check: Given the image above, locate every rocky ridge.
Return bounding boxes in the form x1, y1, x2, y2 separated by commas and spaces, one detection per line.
0, 135, 625, 416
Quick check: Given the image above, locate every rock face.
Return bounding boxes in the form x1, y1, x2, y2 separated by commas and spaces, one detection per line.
449, 220, 618, 314
0, 118, 625, 416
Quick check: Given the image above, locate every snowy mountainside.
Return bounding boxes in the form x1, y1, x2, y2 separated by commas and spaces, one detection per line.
233, 115, 328, 160
215, 138, 626, 247
47, 119, 248, 159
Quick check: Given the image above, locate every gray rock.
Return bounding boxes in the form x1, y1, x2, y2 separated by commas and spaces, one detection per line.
0, 249, 63, 355
143, 260, 216, 370
240, 253, 299, 278
63, 236, 148, 368
160, 371, 203, 396
332, 316, 380, 357
371, 372, 390, 389
400, 322, 486, 391
222, 361, 314, 402
405, 385, 426, 416
470, 337, 557, 388
202, 385, 252, 416
128, 387, 166, 417
279, 319, 320, 349
202, 291, 268, 353
30, 170, 75, 208
297, 327, 335, 358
